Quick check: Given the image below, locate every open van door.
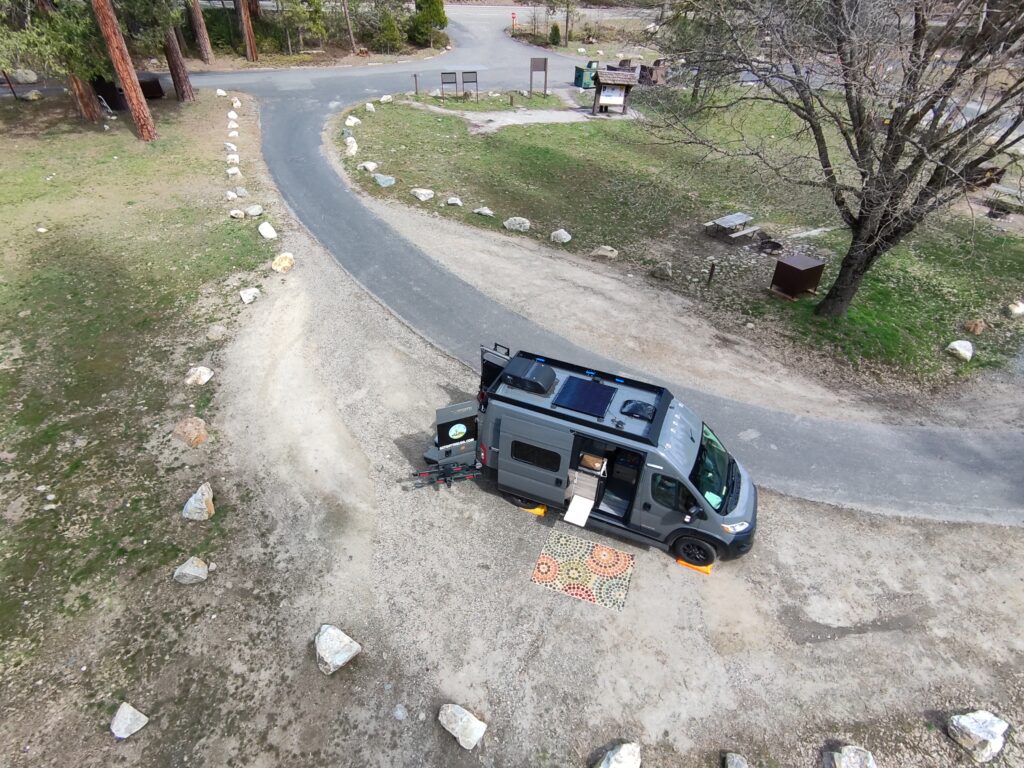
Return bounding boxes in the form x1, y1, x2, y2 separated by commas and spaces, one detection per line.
497, 418, 573, 509
480, 343, 510, 392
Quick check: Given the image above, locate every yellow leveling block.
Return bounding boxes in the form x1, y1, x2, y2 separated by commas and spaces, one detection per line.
523, 504, 547, 517
676, 559, 714, 575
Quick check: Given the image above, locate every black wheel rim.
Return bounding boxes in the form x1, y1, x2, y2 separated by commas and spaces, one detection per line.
682, 542, 711, 564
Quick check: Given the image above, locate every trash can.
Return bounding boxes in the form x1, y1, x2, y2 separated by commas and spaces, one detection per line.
573, 61, 599, 89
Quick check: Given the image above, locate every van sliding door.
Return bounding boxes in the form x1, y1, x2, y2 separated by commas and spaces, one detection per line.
498, 419, 573, 509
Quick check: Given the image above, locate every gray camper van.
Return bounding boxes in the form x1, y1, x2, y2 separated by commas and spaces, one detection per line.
425, 345, 757, 566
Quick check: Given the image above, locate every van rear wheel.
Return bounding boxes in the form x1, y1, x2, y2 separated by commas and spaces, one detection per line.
673, 537, 717, 567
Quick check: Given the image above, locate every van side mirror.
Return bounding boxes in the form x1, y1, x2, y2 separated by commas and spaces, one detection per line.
688, 505, 707, 521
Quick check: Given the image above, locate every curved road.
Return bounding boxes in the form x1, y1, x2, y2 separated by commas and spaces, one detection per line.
193, 7, 1024, 524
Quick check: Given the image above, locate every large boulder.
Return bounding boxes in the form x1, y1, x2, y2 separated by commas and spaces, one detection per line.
344, 115, 361, 127
822, 745, 877, 768
172, 417, 209, 448
591, 245, 619, 260
1007, 300, 1024, 317
215, 88, 227, 97
344, 136, 359, 157
244, 204, 264, 218
228, 209, 245, 220
12, 68, 39, 84
23, 90, 43, 101
184, 366, 214, 386
503, 216, 531, 232
173, 556, 209, 584
964, 318, 987, 335
723, 754, 749, 768
226, 167, 241, 178
357, 161, 379, 172
550, 228, 572, 244
447, 196, 463, 207
258, 222, 278, 240
314, 624, 362, 675
438, 704, 487, 750
945, 339, 974, 361
271, 252, 295, 273
227, 110, 238, 120
948, 710, 1009, 763
227, 120, 239, 129
226, 153, 240, 165
410, 188, 435, 202
372, 174, 396, 188
181, 482, 215, 520
231, 97, 241, 109
224, 141, 237, 152
594, 742, 641, 768
651, 262, 673, 280
239, 287, 261, 304
473, 207, 495, 217
365, 102, 376, 113
379, 94, 394, 103
110, 702, 148, 740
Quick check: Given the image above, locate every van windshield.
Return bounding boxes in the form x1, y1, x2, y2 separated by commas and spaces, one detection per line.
690, 424, 731, 511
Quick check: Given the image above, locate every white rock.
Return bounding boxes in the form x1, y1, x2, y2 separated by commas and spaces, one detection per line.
271, 252, 295, 273
173, 556, 209, 584
447, 197, 463, 207
519, 89, 529, 97
314, 624, 362, 674
229, 209, 245, 219
945, 339, 974, 361
215, 88, 227, 97
429, 88, 442, 97
344, 136, 358, 157
182, 482, 215, 520
724, 754, 749, 768
550, 228, 571, 243
948, 710, 1009, 763
227, 110, 238, 120
595, 742, 641, 768
357, 161, 379, 172
345, 115, 361, 127
36, 227, 48, 234
225, 190, 238, 201
228, 130, 239, 138
438, 704, 487, 750
1008, 300, 1024, 317
503, 216, 530, 232
410, 188, 435, 202
379, 95, 393, 103
597, 49, 605, 55
577, 47, 586, 53
226, 153, 239, 165
235, 186, 249, 198
823, 745, 877, 768
226, 166, 241, 177
239, 287, 261, 304
591, 245, 618, 259
365, 102, 376, 113
244, 204, 264, 218
23, 89, 43, 101
110, 702, 148, 740
473, 207, 495, 217
12, 68, 39, 84
258, 221, 278, 240
185, 366, 214, 386
224, 141, 237, 152
231, 97, 241, 109
227, 120, 239, 129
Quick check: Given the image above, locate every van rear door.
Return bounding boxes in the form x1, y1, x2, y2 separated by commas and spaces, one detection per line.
498, 418, 573, 509
480, 344, 510, 391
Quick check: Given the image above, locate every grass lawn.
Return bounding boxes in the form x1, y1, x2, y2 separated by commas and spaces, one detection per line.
340, 95, 1024, 382
0, 95, 272, 663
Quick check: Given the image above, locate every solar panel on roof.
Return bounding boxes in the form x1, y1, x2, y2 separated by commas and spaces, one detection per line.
552, 376, 617, 419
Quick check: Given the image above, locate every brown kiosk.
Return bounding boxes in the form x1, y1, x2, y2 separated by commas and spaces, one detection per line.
591, 69, 638, 115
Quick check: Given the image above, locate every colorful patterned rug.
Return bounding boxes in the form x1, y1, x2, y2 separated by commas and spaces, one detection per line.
531, 530, 635, 611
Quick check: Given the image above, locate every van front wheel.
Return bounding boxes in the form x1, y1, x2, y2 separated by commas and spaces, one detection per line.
673, 537, 717, 567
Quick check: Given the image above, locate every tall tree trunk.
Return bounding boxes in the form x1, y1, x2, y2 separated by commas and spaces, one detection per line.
68, 73, 102, 122
164, 28, 195, 102
174, 25, 187, 56
565, 4, 570, 45
187, 0, 214, 63
340, 0, 357, 52
235, 0, 259, 62
814, 237, 879, 317
90, 0, 158, 141
247, 0, 262, 20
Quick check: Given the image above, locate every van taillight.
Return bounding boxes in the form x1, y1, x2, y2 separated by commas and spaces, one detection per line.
480, 443, 487, 466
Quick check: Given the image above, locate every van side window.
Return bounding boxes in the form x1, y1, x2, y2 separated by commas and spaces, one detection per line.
511, 441, 561, 472
652, 474, 694, 511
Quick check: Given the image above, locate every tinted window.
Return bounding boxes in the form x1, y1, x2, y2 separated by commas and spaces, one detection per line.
652, 474, 695, 511
511, 441, 561, 472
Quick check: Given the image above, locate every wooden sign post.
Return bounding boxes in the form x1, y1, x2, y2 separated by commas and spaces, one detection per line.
530, 57, 548, 96
440, 71, 458, 103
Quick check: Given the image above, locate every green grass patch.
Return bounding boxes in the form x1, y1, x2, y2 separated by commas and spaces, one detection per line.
342, 97, 1024, 380
0, 96, 272, 657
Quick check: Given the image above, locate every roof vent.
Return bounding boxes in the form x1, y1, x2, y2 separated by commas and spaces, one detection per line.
501, 357, 556, 395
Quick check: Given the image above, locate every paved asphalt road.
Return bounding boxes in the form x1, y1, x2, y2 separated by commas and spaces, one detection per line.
190, 6, 1024, 524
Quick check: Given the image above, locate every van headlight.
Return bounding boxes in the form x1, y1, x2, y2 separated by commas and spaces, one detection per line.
721, 521, 749, 534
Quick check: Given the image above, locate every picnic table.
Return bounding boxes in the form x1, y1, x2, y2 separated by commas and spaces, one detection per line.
703, 212, 760, 240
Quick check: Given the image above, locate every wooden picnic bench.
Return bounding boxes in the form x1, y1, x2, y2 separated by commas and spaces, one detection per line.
729, 225, 761, 239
